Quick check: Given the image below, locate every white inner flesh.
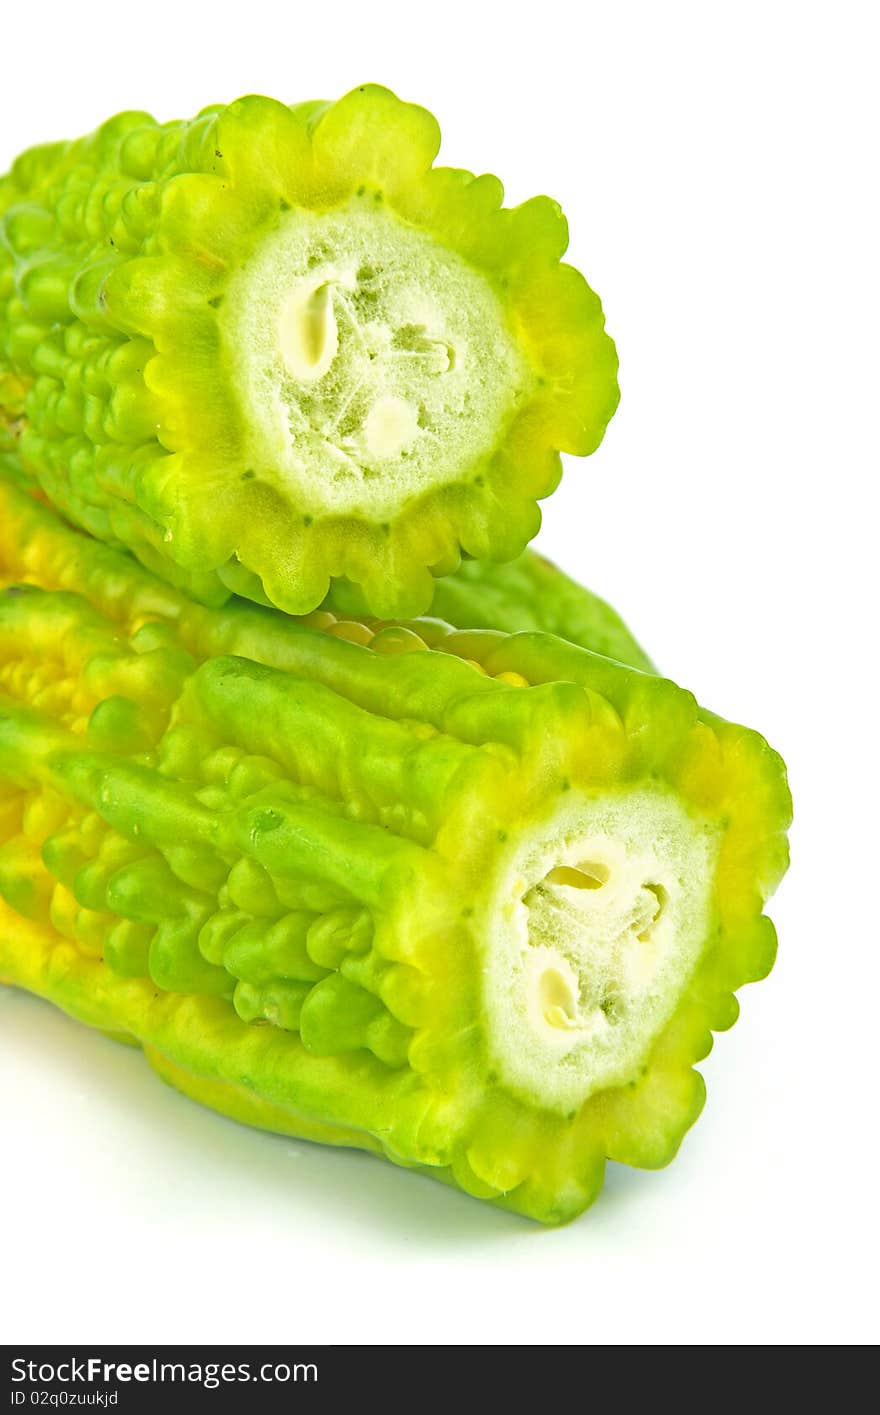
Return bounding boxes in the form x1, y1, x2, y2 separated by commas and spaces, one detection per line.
483, 788, 720, 1113
224, 205, 531, 517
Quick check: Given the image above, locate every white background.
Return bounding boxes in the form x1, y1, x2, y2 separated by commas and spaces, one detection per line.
0, 0, 877, 1347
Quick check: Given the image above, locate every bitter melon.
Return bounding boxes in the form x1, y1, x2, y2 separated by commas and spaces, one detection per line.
331, 552, 655, 672
0, 87, 618, 618
0, 480, 790, 1223
0, 433, 653, 670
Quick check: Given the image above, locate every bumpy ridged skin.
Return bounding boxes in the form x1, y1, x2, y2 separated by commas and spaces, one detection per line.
0, 86, 618, 618
0, 433, 652, 671
333, 553, 655, 672
0, 482, 790, 1223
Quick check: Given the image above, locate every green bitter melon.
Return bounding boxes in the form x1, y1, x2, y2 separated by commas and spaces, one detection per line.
332, 550, 655, 671
0, 479, 789, 1223
0, 87, 618, 618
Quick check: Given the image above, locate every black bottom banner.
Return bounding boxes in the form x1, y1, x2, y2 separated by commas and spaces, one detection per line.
3, 1348, 370, 1408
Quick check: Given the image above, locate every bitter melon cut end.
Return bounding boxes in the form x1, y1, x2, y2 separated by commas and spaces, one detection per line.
482, 786, 719, 1116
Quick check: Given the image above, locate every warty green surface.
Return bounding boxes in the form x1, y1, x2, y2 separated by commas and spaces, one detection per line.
333, 552, 655, 672
0, 86, 618, 618
0, 436, 654, 672
0, 481, 790, 1223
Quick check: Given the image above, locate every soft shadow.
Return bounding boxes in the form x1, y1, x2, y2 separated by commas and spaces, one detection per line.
0, 989, 533, 1248
599, 1156, 667, 1208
